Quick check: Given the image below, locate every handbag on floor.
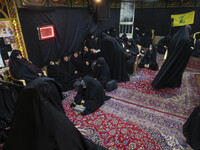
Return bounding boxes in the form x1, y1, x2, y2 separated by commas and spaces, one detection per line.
105, 80, 117, 92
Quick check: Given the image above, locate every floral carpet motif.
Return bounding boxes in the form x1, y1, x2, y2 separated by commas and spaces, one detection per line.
63, 55, 200, 150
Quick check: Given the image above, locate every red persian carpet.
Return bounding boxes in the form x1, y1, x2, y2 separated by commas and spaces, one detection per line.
62, 54, 200, 150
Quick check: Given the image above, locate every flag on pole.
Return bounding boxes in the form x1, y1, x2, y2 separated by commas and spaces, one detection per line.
171, 11, 195, 27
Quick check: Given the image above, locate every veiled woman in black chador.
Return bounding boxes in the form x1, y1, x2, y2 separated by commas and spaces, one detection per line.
85, 33, 98, 50
47, 60, 75, 91
101, 35, 129, 82
85, 33, 100, 60
157, 35, 171, 54
70, 51, 93, 77
139, 44, 158, 70
191, 34, 200, 57
59, 55, 79, 79
9, 50, 43, 84
3, 77, 107, 150
140, 26, 152, 48
93, 57, 111, 88
151, 25, 192, 89
73, 76, 110, 115
124, 39, 139, 74
183, 106, 200, 150
0, 81, 23, 145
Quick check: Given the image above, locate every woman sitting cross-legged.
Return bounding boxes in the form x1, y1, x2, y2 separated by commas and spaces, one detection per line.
9, 50, 44, 84
139, 44, 158, 70
71, 76, 111, 115
47, 60, 75, 92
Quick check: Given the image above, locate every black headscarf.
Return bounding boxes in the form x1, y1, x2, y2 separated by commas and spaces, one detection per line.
74, 76, 110, 114
47, 60, 74, 91
183, 106, 200, 150
101, 36, 129, 82
9, 50, 42, 83
151, 25, 192, 89
93, 57, 111, 87
3, 77, 105, 150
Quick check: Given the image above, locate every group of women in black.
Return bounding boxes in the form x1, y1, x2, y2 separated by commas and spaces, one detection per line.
2, 25, 197, 150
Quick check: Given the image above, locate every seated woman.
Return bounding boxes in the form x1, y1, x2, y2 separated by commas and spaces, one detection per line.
139, 44, 158, 70
93, 57, 111, 88
59, 55, 79, 79
9, 50, 44, 84
47, 60, 75, 91
71, 76, 110, 115
71, 51, 93, 77
157, 35, 171, 54
85, 33, 101, 60
124, 39, 139, 74
191, 34, 200, 57
3, 77, 107, 150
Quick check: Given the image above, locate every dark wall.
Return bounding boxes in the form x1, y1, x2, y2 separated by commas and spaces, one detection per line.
18, 8, 120, 67
135, 8, 200, 36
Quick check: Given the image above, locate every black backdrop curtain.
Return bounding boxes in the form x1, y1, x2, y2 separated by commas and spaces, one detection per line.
18, 8, 120, 67
135, 8, 200, 36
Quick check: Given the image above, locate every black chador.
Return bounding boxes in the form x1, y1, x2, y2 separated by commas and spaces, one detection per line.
183, 106, 200, 150
151, 25, 192, 89
70, 51, 93, 77
3, 77, 107, 150
93, 57, 111, 88
139, 44, 158, 70
157, 35, 171, 54
73, 76, 110, 115
85, 33, 100, 60
47, 60, 74, 91
85, 33, 98, 50
140, 26, 152, 48
59, 55, 79, 79
101, 36, 129, 82
191, 34, 200, 57
124, 39, 139, 74
9, 50, 43, 84
0, 81, 22, 145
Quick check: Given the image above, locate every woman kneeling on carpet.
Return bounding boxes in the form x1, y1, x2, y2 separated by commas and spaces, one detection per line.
71, 76, 111, 115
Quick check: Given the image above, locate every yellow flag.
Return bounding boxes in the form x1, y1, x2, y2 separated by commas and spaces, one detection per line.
171, 11, 195, 27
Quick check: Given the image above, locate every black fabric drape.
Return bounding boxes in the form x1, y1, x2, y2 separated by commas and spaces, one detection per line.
135, 8, 200, 36
18, 8, 120, 67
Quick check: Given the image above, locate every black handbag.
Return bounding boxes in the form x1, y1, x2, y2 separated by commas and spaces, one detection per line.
105, 80, 117, 92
